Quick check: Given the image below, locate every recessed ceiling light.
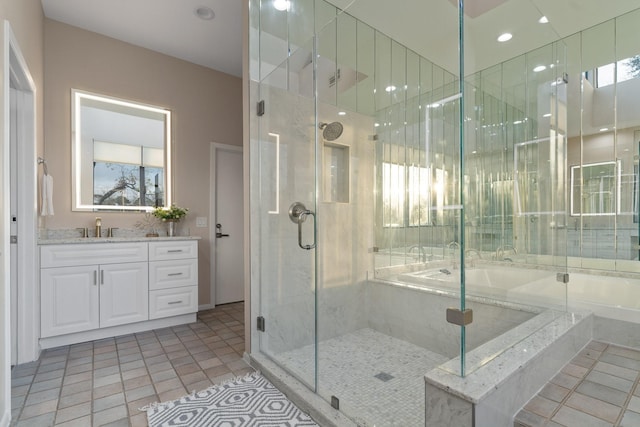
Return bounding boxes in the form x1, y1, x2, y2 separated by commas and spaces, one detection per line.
600, 128, 609, 132
273, 0, 290, 11
497, 33, 513, 42
539, 16, 549, 24
195, 6, 215, 20
338, 111, 346, 116
533, 65, 546, 72
385, 85, 397, 93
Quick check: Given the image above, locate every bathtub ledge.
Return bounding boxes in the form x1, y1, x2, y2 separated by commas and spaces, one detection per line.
424, 310, 592, 426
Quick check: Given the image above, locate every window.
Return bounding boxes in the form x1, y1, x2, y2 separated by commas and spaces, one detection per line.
382, 162, 405, 227
93, 141, 164, 207
382, 161, 437, 227
588, 55, 640, 88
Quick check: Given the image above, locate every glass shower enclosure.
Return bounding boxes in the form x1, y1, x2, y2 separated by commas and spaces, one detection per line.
250, 0, 571, 425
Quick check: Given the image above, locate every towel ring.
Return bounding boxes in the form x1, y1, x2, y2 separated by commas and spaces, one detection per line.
38, 157, 48, 175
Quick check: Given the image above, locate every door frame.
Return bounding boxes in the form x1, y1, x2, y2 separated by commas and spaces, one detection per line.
4, 21, 38, 366
209, 142, 243, 308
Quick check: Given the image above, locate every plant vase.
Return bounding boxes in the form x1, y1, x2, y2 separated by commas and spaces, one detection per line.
165, 219, 178, 237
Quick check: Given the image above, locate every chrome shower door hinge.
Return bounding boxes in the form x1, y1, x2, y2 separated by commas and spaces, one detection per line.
331, 396, 339, 410
556, 273, 569, 284
257, 316, 265, 332
446, 308, 473, 326
257, 100, 265, 116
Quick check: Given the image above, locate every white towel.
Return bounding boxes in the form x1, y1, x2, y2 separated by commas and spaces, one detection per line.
41, 174, 54, 216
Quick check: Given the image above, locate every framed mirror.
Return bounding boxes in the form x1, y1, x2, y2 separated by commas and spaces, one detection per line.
570, 161, 620, 216
72, 89, 172, 211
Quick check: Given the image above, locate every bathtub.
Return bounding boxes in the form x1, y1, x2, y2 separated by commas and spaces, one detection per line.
398, 265, 557, 303
398, 263, 640, 323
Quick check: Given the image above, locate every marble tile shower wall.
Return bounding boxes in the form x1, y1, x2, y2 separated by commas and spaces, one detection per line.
316, 101, 375, 343
254, 87, 376, 355
257, 86, 318, 354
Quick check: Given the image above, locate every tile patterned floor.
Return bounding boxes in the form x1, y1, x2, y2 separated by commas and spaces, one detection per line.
10, 302, 252, 427
277, 328, 449, 427
516, 341, 640, 427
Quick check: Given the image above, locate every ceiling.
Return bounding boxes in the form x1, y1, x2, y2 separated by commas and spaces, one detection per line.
328, 0, 640, 74
41, 0, 640, 79
41, 0, 243, 77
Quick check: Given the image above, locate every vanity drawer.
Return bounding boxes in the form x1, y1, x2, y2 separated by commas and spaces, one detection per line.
149, 286, 198, 319
149, 259, 197, 290
41, 243, 148, 268
149, 241, 197, 261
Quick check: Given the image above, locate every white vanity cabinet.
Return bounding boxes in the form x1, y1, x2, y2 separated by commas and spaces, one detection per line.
40, 243, 149, 338
149, 240, 198, 319
39, 239, 199, 346
40, 265, 100, 337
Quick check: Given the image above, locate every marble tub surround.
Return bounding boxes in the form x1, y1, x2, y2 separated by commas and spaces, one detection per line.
367, 279, 539, 359
424, 311, 592, 427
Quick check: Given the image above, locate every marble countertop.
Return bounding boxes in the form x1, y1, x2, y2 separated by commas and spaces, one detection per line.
38, 236, 201, 245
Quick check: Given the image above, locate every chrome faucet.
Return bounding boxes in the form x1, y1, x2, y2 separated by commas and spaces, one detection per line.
447, 241, 461, 252
465, 248, 482, 259
495, 244, 517, 260
408, 245, 429, 262
464, 248, 481, 268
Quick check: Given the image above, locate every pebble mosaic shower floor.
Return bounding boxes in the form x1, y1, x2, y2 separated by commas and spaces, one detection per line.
277, 328, 449, 426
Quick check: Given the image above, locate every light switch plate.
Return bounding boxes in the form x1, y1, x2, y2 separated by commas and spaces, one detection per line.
196, 217, 207, 228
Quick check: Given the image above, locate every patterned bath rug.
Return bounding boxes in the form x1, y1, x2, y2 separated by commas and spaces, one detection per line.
145, 372, 319, 426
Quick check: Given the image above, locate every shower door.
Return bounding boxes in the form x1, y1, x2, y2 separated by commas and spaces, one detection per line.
255, 43, 318, 391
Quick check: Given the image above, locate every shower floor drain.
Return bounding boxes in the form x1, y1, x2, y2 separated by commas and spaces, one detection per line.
374, 372, 394, 382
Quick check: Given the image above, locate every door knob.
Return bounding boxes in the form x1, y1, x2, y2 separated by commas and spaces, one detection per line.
216, 223, 229, 238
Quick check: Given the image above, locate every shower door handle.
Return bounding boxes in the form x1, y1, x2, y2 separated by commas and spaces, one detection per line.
289, 202, 316, 250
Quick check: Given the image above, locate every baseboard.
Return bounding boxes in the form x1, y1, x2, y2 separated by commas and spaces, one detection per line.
0, 406, 11, 427
39, 313, 196, 349
198, 304, 214, 311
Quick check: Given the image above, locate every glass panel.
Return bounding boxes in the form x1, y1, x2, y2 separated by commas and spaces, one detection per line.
259, 2, 288, 80
460, 0, 569, 377
356, 20, 375, 116
579, 20, 616, 270
336, 12, 357, 113
257, 43, 317, 390
615, 9, 640, 271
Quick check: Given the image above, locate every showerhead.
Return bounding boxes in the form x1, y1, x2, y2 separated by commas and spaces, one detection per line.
319, 121, 343, 141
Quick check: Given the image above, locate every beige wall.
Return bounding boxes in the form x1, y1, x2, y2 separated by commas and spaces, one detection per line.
0, 0, 44, 421
43, 19, 242, 306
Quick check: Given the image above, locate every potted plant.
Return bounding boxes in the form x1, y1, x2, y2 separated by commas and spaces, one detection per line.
153, 204, 188, 236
